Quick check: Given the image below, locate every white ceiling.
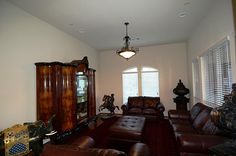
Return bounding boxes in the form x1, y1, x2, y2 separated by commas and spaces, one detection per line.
9, 0, 216, 51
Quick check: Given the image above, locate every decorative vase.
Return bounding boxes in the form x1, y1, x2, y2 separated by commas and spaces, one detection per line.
173, 80, 189, 111
173, 79, 189, 96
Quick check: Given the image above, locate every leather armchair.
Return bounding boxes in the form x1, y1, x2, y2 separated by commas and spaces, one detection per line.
41, 136, 150, 156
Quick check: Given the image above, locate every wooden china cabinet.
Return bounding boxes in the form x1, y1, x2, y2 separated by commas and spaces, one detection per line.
35, 57, 96, 134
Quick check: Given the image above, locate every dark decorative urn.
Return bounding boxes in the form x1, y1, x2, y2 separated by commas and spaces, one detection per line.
173, 79, 189, 111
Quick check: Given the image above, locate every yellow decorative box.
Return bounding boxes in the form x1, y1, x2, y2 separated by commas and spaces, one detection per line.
3, 124, 29, 156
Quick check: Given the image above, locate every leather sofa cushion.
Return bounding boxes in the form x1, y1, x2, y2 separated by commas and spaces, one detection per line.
189, 103, 207, 122
201, 118, 220, 135
172, 124, 195, 133
143, 108, 157, 115
169, 118, 190, 125
128, 108, 142, 114
143, 97, 160, 109
168, 103, 208, 122
128, 97, 143, 108
192, 108, 211, 131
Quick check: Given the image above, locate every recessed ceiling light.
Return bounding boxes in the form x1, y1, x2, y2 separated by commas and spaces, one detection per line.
184, 1, 191, 6
178, 11, 187, 18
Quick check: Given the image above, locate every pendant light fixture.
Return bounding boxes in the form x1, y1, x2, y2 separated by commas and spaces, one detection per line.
116, 22, 139, 60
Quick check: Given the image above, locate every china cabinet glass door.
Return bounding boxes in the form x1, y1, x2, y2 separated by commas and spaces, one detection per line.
76, 72, 88, 123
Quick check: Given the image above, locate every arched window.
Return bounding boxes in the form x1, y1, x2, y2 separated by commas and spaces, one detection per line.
122, 67, 159, 103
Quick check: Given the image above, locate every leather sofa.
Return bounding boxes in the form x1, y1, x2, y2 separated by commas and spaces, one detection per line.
121, 96, 165, 119
41, 136, 150, 156
168, 103, 228, 156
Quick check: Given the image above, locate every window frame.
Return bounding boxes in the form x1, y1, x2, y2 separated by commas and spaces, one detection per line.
122, 66, 159, 103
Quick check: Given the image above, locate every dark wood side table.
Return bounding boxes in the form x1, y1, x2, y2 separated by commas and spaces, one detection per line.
209, 141, 236, 156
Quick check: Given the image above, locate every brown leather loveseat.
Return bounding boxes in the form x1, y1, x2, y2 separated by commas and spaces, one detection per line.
121, 96, 165, 119
41, 136, 150, 156
168, 103, 228, 156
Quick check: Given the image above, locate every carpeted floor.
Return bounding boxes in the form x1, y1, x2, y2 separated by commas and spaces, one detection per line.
68, 117, 179, 156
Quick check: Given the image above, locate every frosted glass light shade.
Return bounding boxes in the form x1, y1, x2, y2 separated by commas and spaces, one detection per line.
117, 50, 136, 60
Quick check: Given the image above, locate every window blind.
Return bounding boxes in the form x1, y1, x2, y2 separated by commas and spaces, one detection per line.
200, 39, 232, 106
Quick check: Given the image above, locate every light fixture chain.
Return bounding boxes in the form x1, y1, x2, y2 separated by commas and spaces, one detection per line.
125, 22, 129, 36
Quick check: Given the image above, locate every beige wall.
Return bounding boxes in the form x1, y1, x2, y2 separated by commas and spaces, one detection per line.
0, 0, 99, 130
99, 43, 188, 115
187, 0, 235, 106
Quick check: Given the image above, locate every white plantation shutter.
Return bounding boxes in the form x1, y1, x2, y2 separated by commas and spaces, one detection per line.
201, 38, 232, 106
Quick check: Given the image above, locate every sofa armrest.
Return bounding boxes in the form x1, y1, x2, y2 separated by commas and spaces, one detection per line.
41, 136, 95, 156
71, 136, 95, 149
85, 148, 126, 156
168, 110, 190, 120
42, 145, 126, 156
177, 134, 228, 153
121, 103, 128, 115
156, 102, 165, 113
41, 144, 81, 156
128, 143, 150, 156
